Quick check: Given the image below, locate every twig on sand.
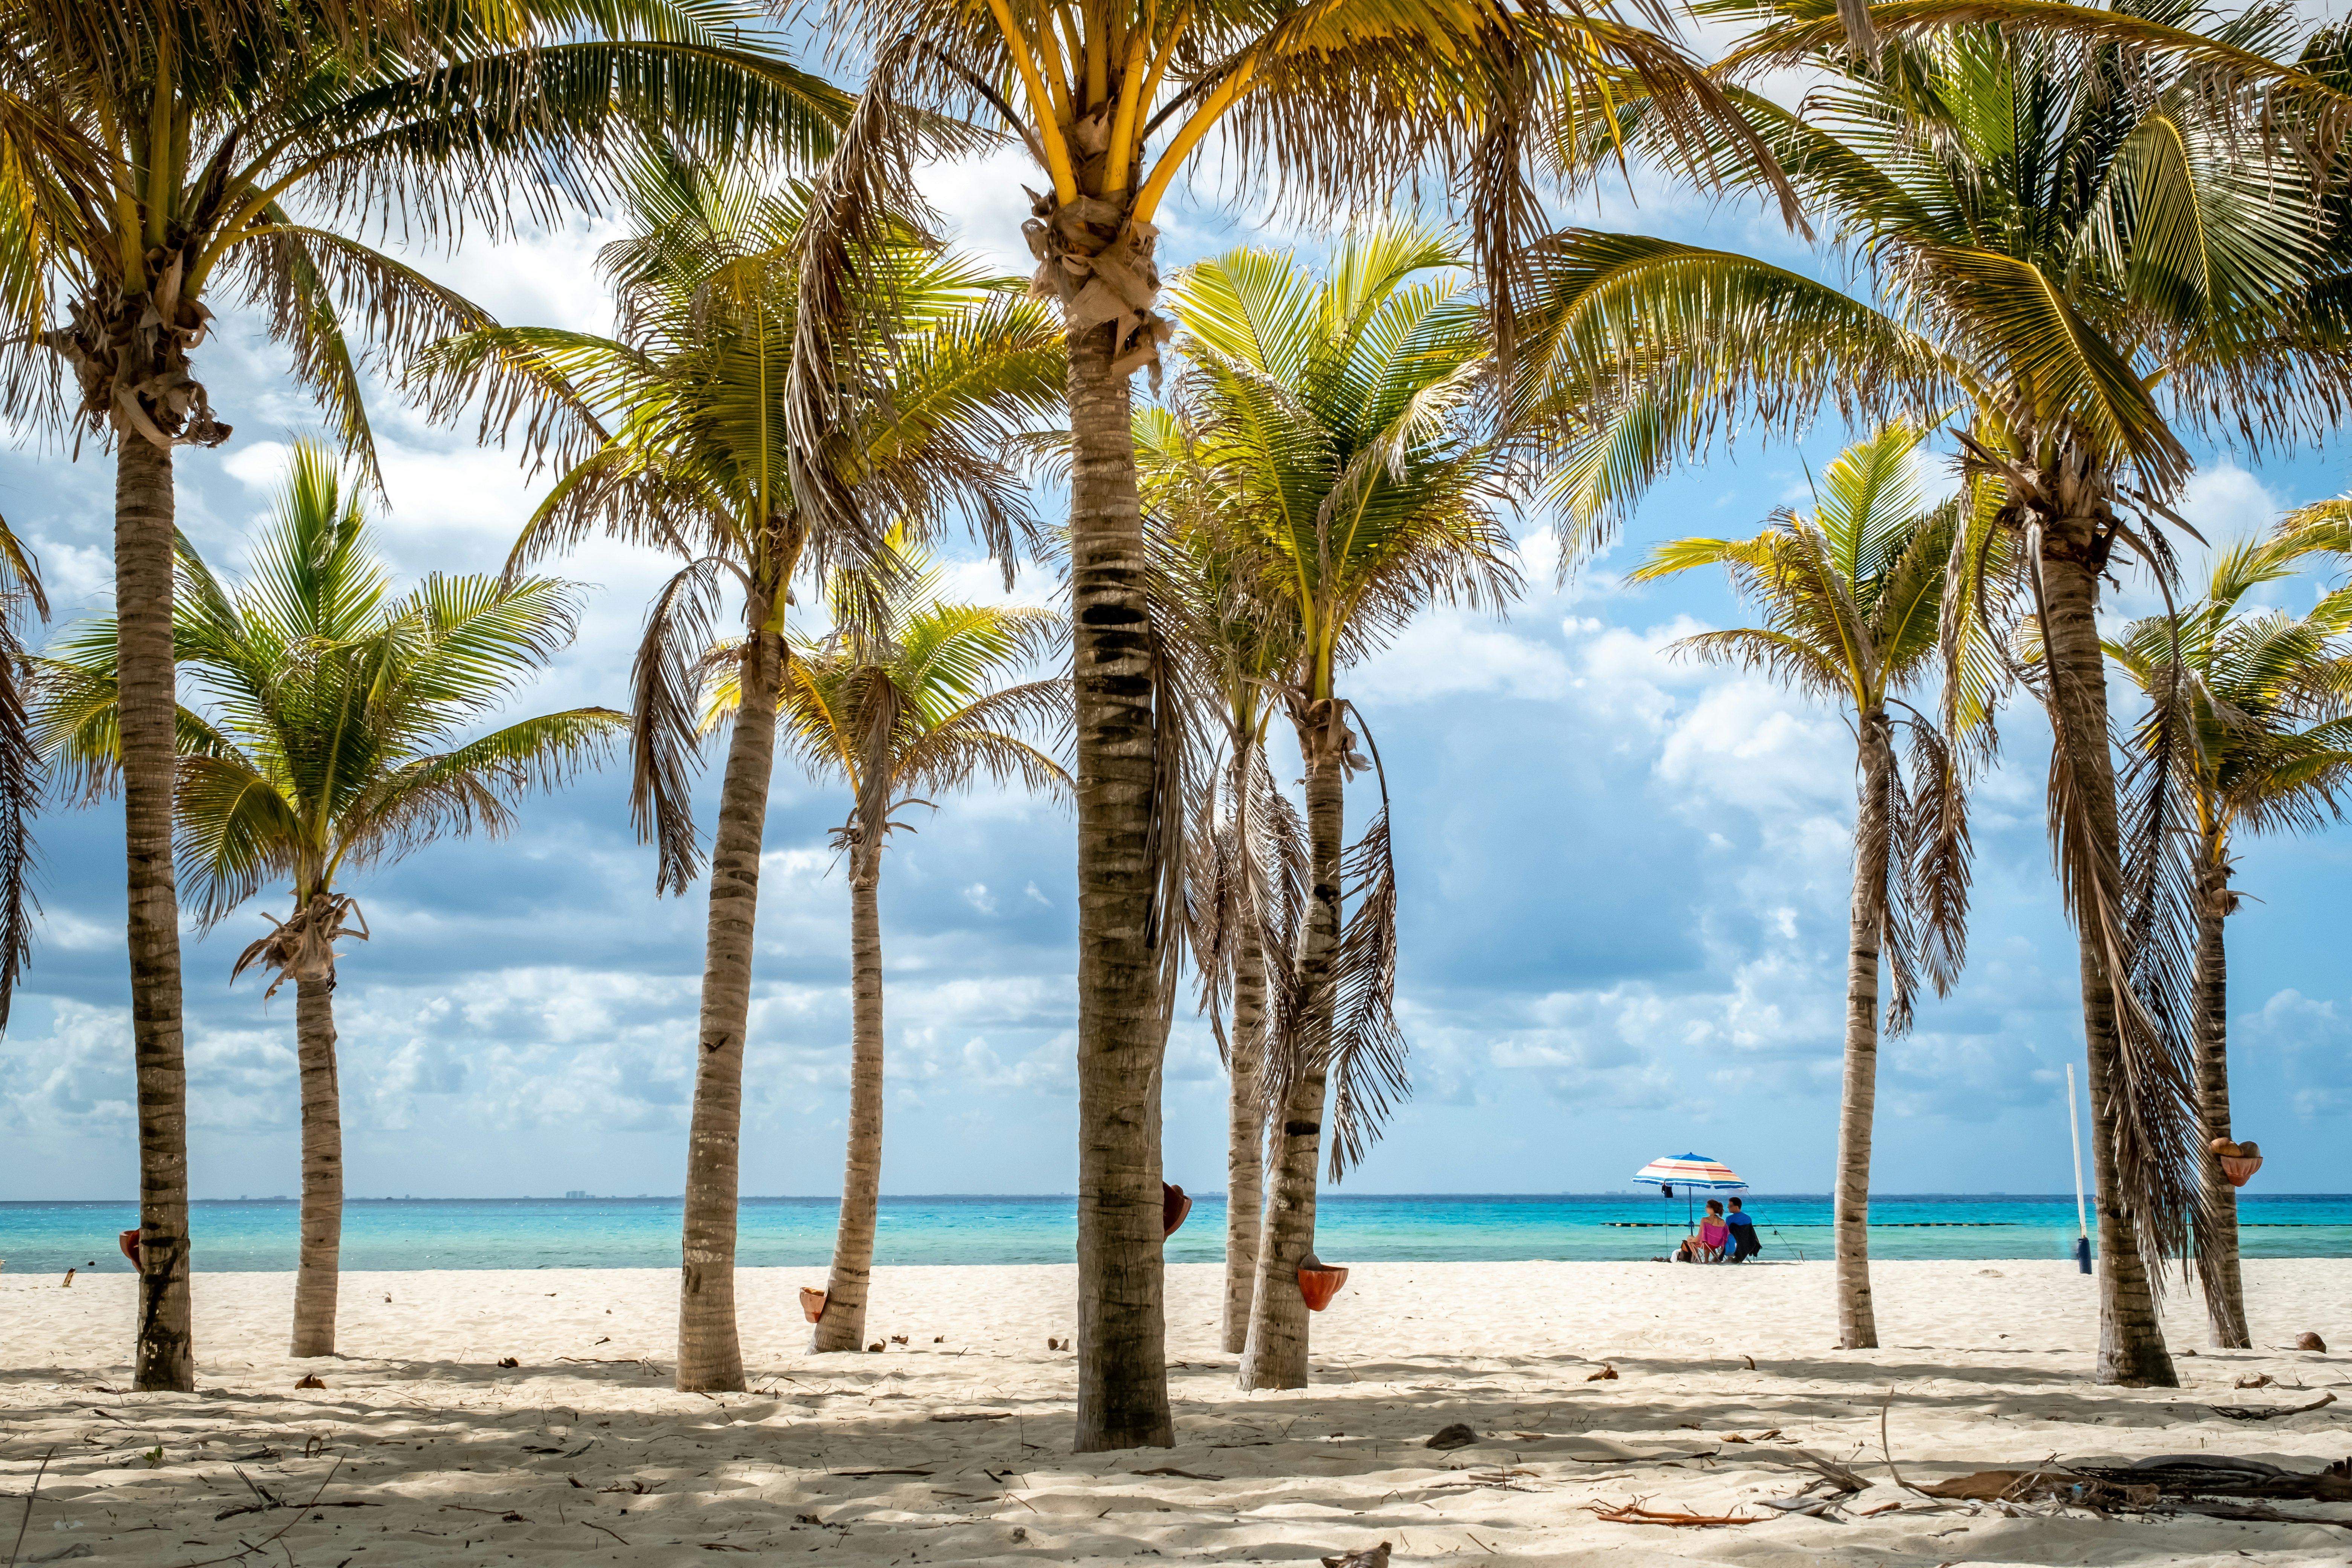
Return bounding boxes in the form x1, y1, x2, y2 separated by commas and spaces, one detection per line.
584, 1521, 629, 1546
6, 1448, 54, 1568
1586, 1498, 1761, 1528
2210, 1392, 2337, 1422
1879, 1388, 1913, 1492
168, 1459, 344, 1568
1781, 1449, 1869, 1493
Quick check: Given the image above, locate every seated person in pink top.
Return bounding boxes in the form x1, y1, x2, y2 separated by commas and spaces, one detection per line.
1695, 1200, 1732, 1260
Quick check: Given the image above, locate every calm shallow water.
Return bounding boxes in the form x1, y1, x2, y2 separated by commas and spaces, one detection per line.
4, 1193, 2347, 1274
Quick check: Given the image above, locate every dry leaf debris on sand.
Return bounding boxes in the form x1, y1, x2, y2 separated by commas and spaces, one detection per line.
5, 1259, 2352, 1565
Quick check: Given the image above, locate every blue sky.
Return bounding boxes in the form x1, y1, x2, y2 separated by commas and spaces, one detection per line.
3, 83, 2349, 1205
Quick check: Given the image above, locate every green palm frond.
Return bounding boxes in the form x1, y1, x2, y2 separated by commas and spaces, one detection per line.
29, 441, 615, 944
1512, 231, 1953, 566
174, 752, 303, 929
341, 707, 627, 877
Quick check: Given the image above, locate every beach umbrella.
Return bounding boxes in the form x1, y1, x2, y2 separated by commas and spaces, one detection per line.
1631, 1153, 1747, 1233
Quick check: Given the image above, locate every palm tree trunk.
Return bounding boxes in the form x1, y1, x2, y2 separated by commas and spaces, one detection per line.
1221, 916, 1267, 1355
290, 976, 344, 1357
815, 842, 886, 1353
676, 626, 784, 1393
1239, 746, 1342, 1392
1066, 320, 1173, 1452
1835, 710, 1893, 1351
2194, 847, 2249, 1349
2041, 521, 2177, 1389
118, 432, 194, 1393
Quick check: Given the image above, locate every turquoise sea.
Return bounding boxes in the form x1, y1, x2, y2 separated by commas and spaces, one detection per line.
4, 1194, 2349, 1274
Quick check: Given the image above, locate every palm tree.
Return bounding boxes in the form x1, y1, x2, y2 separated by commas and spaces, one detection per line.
822, 0, 1797, 1452
1628, 423, 1973, 1349
736, 528, 1068, 1353
1145, 442, 1305, 1355
2105, 522, 2352, 1348
32, 441, 622, 1357
417, 150, 1063, 1391
1153, 225, 1520, 1391
0, 0, 849, 1390
1517, 0, 2352, 1386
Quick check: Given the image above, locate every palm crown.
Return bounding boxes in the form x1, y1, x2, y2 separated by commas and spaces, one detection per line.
2108, 528, 2352, 849
35, 440, 623, 957
1154, 225, 1522, 708
1630, 422, 1972, 1027
763, 530, 1070, 859
0, 0, 851, 465
417, 149, 1067, 889
1531, 0, 2352, 551
1631, 423, 1952, 712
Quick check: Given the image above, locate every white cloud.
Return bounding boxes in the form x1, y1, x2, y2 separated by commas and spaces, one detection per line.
1349, 611, 1571, 704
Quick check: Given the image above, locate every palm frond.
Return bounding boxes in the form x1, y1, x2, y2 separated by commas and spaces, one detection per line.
632, 557, 737, 893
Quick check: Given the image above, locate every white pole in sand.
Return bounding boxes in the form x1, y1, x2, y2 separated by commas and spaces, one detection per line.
2066, 1062, 2092, 1274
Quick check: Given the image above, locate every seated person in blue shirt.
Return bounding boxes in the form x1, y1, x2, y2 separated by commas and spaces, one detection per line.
1724, 1197, 1762, 1261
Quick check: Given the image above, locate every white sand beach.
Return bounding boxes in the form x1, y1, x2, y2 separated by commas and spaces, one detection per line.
5, 1258, 2350, 1566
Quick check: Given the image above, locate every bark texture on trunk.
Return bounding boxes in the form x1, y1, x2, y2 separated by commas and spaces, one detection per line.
815, 843, 886, 1353
2194, 849, 2249, 1349
2041, 523, 2177, 1389
290, 976, 344, 1357
1066, 322, 1173, 1452
1238, 747, 1343, 1392
676, 627, 784, 1393
1221, 916, 1267, 1355
1835, 710, 1893, 1351
119, 433, 194, 1393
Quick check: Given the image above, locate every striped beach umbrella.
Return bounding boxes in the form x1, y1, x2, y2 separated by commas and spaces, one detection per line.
1631, 1153, 1748, 1191
1632, 1153, 1747, 1233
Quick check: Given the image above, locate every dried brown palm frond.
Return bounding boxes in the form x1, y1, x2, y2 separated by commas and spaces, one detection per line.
0, 574, 41, 1030
1868, 707, 1974, 1038
229, 891, 369, 999
2116, 629, 2219, 1274
1322, 710, 1409, 1181
1256, 702, 1410, 1182
785, 34, 931, 568
1186, 738, 1308, 1062
1892, 707, 1972, 1012
631, 557, 743, 895
844, 663, 909, 860
1142, 614, 1207, 1026
1937, 472, 2028, 767
1185, 760, 1244, 1059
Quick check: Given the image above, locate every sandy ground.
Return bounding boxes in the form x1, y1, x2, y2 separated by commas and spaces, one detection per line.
4, 1258, 2351, 1566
